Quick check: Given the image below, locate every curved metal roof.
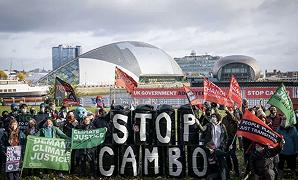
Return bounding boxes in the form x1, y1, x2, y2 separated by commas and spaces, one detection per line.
212, 55, 261, 77
79, 41, 183, 76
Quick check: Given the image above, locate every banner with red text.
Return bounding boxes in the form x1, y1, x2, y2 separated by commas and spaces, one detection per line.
203, 79, 228, 106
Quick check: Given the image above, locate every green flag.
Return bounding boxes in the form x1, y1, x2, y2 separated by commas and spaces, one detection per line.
23, 135, 71, 171
268, 84, 296, 127
71, 128, 106, 149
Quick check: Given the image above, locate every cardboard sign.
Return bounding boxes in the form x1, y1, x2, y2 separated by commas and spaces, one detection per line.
6, 146, 21, 172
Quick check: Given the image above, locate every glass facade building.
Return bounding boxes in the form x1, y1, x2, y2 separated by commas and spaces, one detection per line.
39, 41, 184, 86
174, 53, 220, 77
52, 45, 81, 70
213, 55, 261, 82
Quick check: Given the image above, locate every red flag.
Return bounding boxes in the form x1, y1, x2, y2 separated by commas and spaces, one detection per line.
115, 66, 138, 94
228, 75, 242, 108
183, 84, 201, 106
237, 110, 282, 147
203, 78, 228, 106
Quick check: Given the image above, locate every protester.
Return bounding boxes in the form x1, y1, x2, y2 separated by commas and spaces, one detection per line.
276, 115, 298, 179
24, 119, 38, 137
29, 107, 37, 116
201, 108, 228, 179
58, 105, 68, 119
46, 102, 59, 120
77, 116, 97, 178
9, 103, 19, 118
0, 119, 26, 180
249, 140, 284, 180
35, 119, 69, 177
36, 103, 49, 129
1, 110, 12, 131
256, 108, 268, 124
222, 106, 240, 177
38, 103, 47, 115
36, 119, 68, 139
74, 106, 88, 123
267, 107, 282, 131
63, 111, 79, 173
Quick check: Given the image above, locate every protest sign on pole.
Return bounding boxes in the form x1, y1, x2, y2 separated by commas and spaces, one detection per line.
71, 128, 107, 149
23, 135, 71, 171
6, 146, 22, 172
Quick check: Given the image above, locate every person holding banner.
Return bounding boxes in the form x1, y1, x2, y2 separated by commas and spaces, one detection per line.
222, 107, 240, 178
36, 119, 69, 139
0, 119, 25, 180
63, 111, 79, 173
35, 119, 69, 178
77, 116, 97, 178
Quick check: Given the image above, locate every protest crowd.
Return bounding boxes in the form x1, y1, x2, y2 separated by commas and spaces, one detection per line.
0, 73, 298, 180
0, 98, 297, 180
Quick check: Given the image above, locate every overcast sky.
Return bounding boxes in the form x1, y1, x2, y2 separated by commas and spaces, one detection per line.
0, 0, 297, 72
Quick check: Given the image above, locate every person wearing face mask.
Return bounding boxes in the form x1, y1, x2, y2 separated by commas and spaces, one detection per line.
9, 103, 19, 118
24, 119, 38, 137
36, 103, 49, 129
202, 109, 228, 180
222, 106, 240, 177
16, 104, 32, 132
276, 115, 298, 179
47, 102, 59, 120
267, 107, 282, 131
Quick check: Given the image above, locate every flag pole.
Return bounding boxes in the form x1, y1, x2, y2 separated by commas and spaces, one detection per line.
183, 85, 206, 131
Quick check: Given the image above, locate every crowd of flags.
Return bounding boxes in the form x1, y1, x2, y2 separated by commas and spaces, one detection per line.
54, 66, 296, 148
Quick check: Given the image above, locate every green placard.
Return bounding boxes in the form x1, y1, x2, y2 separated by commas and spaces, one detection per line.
23, 135, 71, 171
71, 128, 106, 149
